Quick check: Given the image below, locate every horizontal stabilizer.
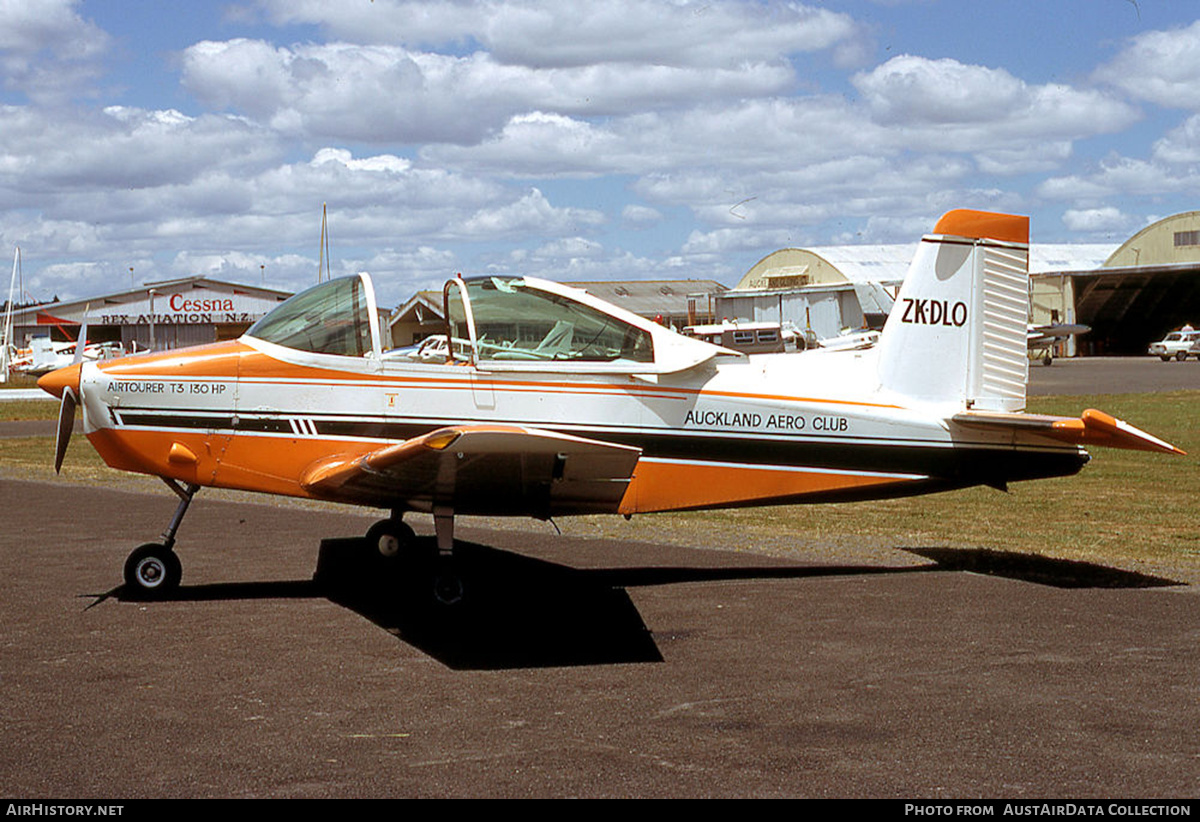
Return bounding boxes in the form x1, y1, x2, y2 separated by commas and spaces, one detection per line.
952, 408, 1185, 455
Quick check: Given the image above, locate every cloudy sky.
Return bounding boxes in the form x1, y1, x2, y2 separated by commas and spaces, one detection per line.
3, 0, 1199, 306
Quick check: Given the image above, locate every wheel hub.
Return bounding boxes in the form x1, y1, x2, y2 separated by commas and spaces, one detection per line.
136, 558, 164, 586
378, 533, 400, 557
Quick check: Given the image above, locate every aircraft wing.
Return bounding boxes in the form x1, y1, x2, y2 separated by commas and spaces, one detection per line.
300, 424, 642, 517
1027, 323, 1090, 347
952, 409, 1185, 455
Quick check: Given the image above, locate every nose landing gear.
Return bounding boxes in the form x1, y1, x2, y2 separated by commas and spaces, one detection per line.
121, 479, 198, 599
124, 543, 182, 596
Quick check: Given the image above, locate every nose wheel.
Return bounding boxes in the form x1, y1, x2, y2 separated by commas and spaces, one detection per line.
121, 479, 197, 599
124, 543, 182, 597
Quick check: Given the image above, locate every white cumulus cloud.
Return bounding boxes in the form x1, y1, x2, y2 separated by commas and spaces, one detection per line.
1095, 20, 1200, 110
0, 0, 111, 103
1062, 207, 1131, 233
254, 0, 864, 69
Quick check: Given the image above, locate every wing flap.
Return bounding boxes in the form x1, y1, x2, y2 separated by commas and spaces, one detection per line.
301, 424, 642, 516
952, 408, 1185, 455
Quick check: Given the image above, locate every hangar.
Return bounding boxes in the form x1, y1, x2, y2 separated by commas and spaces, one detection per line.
721, 212, 1200, 355
717, 246, 915, 342
1064, 212, 1200, 354
6, 277, 291, 352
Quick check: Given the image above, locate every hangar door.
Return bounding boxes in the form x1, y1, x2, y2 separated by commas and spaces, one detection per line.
1072, 268, 1200, 355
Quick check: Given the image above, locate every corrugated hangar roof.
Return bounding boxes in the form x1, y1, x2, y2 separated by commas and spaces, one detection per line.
793, 243, 1119, 286
801, 244, 915, 285
566, 279, 727, 319
1030, 244, 1118, 274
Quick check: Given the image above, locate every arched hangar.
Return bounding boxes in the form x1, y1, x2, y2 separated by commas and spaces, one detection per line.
1067, 212, 1200, 354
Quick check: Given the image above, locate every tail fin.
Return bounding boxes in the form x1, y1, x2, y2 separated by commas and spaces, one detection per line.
876, 209, 1030, 412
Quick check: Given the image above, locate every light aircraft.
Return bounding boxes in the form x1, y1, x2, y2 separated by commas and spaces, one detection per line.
1027, 321, 1090, 366
682, 321, 794, 354
814, 327, 881, 352
19, 337, 125, 376
682, 321, 879, 354
39, 210, 1183, 603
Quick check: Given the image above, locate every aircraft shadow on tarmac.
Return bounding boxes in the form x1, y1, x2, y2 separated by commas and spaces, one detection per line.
902, 547, 1183, 589
85, 539, 1181, 670
84, 537, 928, 670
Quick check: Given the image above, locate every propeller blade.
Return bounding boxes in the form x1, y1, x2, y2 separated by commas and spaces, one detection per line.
54, 385, 76, 474
73, 303, 90, 365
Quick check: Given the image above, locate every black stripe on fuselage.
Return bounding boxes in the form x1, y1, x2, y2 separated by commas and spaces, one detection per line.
109, 408, 1088, 485
115, 411, 293, 434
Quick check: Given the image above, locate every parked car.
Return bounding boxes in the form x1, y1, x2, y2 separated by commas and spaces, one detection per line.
385, 334, 472, 362
1148, 329, 1200, 361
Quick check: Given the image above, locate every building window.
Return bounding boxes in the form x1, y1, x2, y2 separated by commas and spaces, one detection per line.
1174, 230, 1200, 247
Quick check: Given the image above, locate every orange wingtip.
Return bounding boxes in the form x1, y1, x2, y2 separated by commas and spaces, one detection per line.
1051, 409, 1186, 455
933, 209, 1029, 245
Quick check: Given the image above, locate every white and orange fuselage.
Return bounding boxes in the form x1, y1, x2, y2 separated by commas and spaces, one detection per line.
44, 316, 1079, 518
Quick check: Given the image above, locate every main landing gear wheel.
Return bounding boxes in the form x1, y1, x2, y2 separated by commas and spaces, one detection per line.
123, 543, 182, 598
433, 562, 465, 606
365, 519, 417, 559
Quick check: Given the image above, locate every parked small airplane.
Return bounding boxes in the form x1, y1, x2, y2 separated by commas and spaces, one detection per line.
39, 210, 1183, 603
18, 337, 127, 376
1027, 321, 1090, 366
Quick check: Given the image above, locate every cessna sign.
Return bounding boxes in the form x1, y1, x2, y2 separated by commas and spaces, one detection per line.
168, 294, 235, 313
93, 287, 284, 326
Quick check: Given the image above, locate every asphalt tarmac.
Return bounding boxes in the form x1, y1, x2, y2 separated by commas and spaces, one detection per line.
1, 478, 1197, 799
1026, 355, 1200, 395
1, 357, 1197, 798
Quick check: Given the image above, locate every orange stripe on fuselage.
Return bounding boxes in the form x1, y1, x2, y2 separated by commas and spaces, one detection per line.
617, 460, 915, 514
98, 338, 903, 412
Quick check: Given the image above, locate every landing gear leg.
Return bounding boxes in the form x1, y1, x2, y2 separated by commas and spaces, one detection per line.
159, 479, 200, 550
122, 480, 198, 598
432, 504, 463, 605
